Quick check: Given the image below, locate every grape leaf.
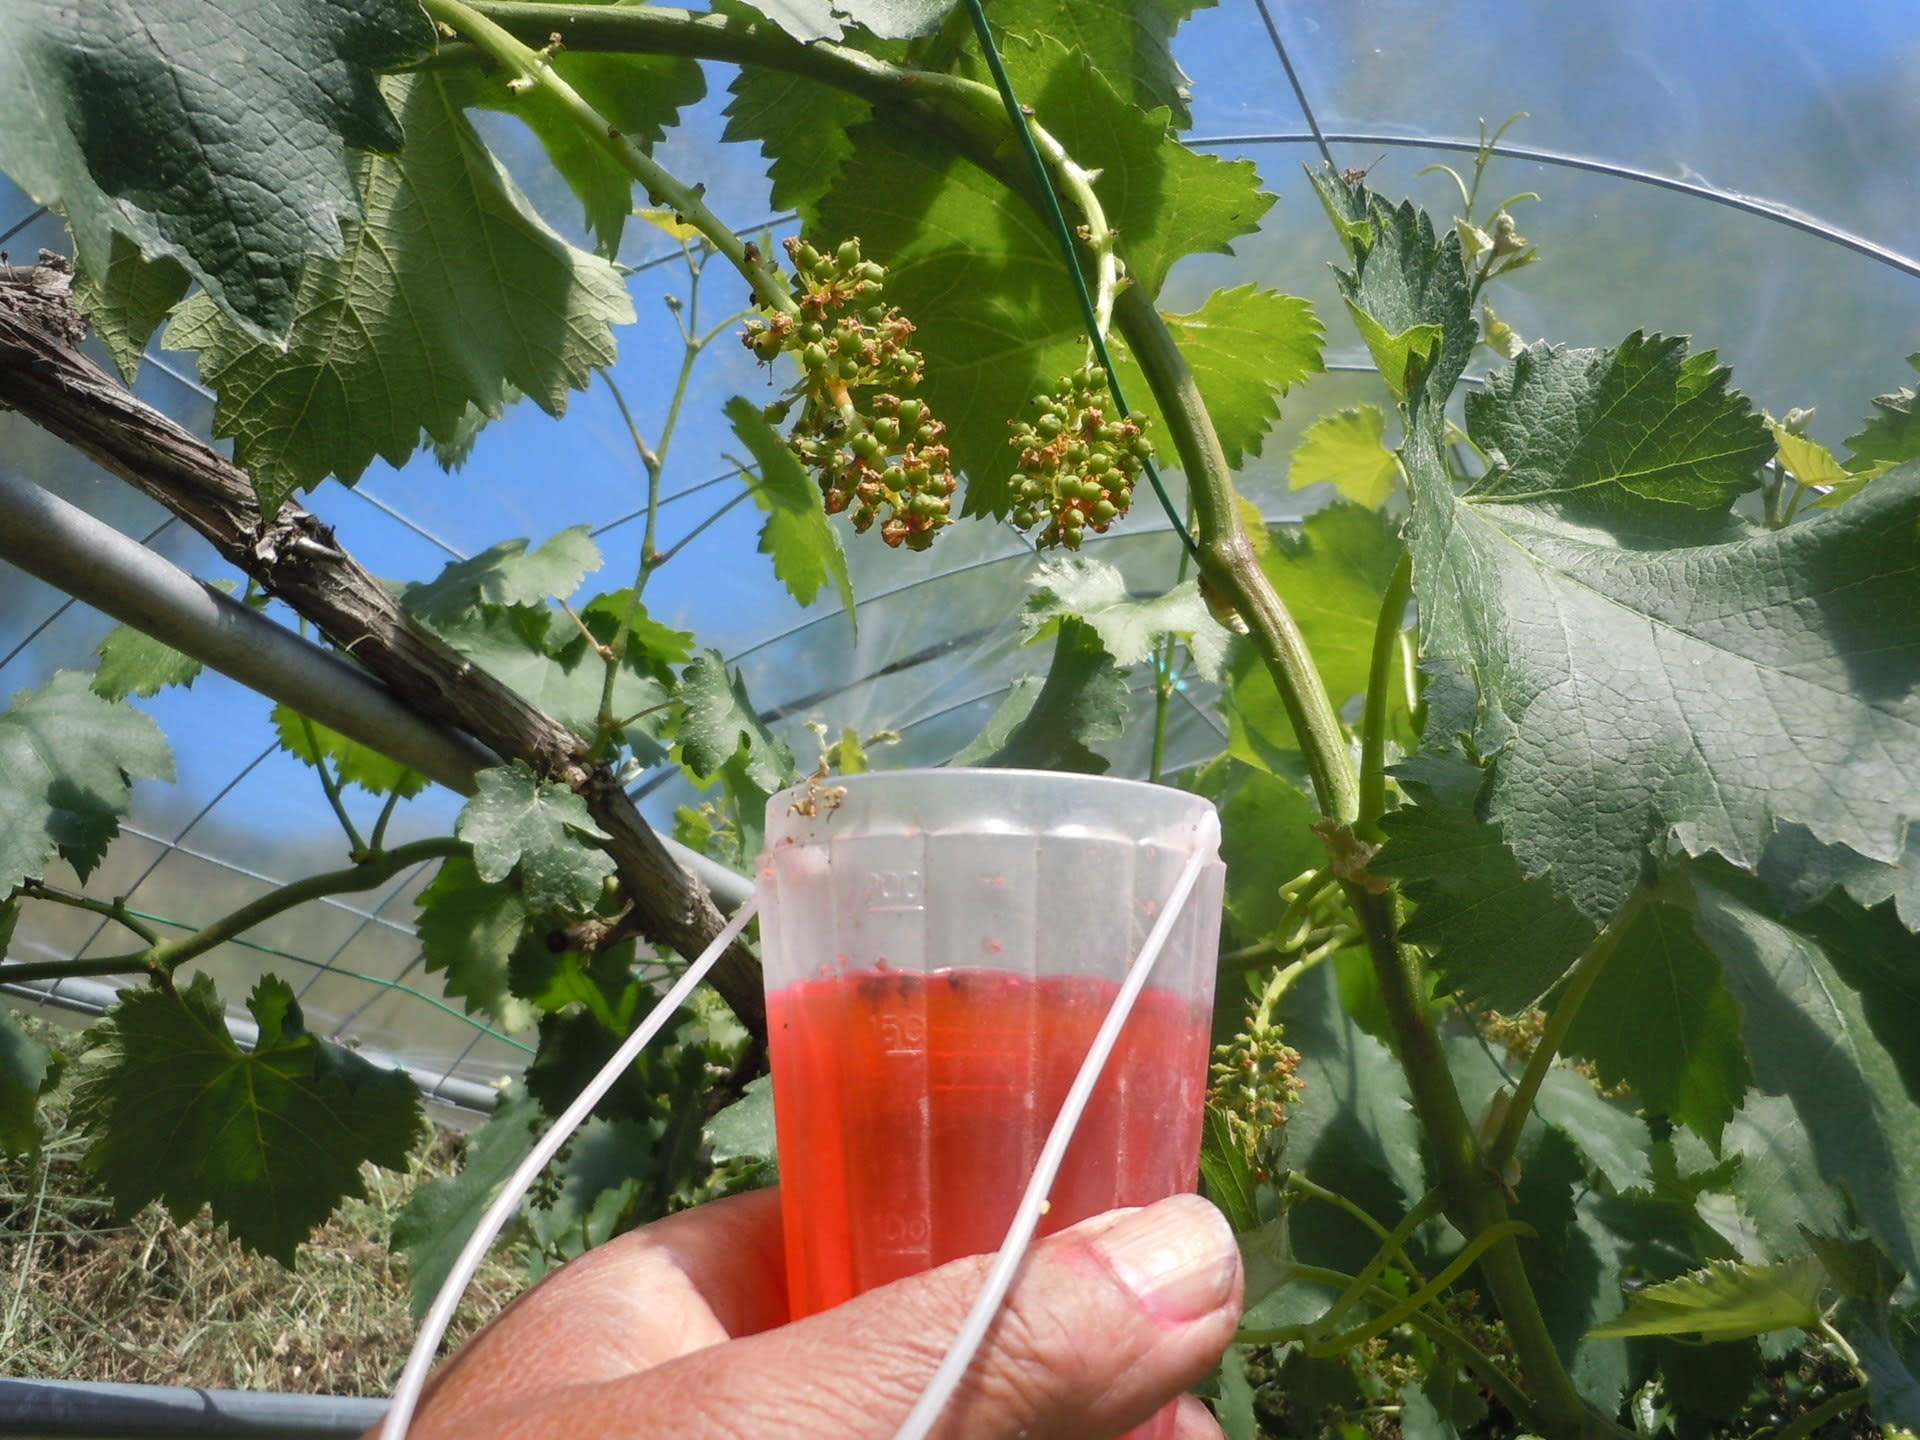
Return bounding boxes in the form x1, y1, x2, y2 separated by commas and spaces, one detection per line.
722, 66, 871, 218
1587, 1257, 1825, 1342
579, 590, 697, 679
0, 671, 173, 891
415, 855, 534, 1033
1225, 502, 1406, 768
675, 653, 796, 794
164, 72, 634, 516
969, 618, 1128, 774
392, 1087, 539, 1320
463, 51, 705, 256
1021, 557, 1231, 681
736, 0, 955, 43
93, 623, 203, 700
815, 38, 1269, 511
0, 0, 430, 340
1698, 877, 1920, 1280
1844, 354, 1920, 471
457, 761, 614, 916
77, 975, 421, 1264
1199, 1104, 1261, 1235
1289, 405, 1401, 509
1759, 822, 1920, 932
1769, 418, 1853, 490
1375, 749, 1598, 1011
1195, 758, 1323, 944
1313, 170, 1476, 416
724, 396, 856, 618
403, 529, 602, 627
1719, 1091, 1848, 1262
1562, 879, 1753, 1140
272, 704, 428, 799
70, 231, 191, 384
0, 1000, 58, 1159
1154, 285, 1323, 468
987, 0, 1204, 127
1465, 334, 1771, 522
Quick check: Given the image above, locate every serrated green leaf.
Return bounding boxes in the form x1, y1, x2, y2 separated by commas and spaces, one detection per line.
1701, 877, 1920, 1279
1758, 822, 1920, 932
1199, 1104, 1262, 1235
1466, 335, 1770, 521
1226, 502, 1406, 767
736, 0, 955, 43
403, 529, 602, 628
271, 704, 428, 799
1802, 1229, 1904, 1311
77, 975, 421, 1264
1022, 557, 1230, 681
988, 0, 1203, 128
0, 1001, 58, 1159
1157, 285, 1323, 468
457, 761, 614, 916
1192, 758, 1322, 946
0, 671, 173, 891
70, 231, 191, 384
392, 1087, 538, 1321
815, 38, 1269, 512
707, 1074, 777, 1168
1312, 170, 1475, 416
1289, 405, 1401, 509
0, 0, 430, 340
578, 590, 697, 680
464, 51, 705, 255
675, 654, 795, 794
722, 66, 870, 217
1768, 418, 1852, 490
970, 618, 1127, 774
164, 72, 634, 516
1375, 749, 1599, 1011
1587, 1257, 1824, 1342
415, 854, 535, 1033
426, 387, 519, 474
1406, 424, 1920, 925
1562, 881, 1753, 1139
1714, 1092, 1848, 1261
1844, 354, 1920, 471
93, 623, 204, 700
725, 395, 856, 618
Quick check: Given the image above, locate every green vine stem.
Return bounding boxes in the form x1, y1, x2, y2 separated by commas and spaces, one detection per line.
1485, 888, 1651, 1175
1, 837, 467, 986
1358, 552, 1413, 839
14, 880, 159, 947
424, 0, 797, 318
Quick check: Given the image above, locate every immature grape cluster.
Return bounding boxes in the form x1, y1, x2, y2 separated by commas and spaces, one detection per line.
1209, 1024, 1304, 1168
1006, 364, 1154, 550
743, 237, 957, 551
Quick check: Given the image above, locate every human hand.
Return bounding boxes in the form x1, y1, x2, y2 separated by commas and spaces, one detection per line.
391, 1187, 1243, 1440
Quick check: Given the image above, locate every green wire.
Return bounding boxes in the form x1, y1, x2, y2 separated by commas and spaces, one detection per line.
960, 0, 1208, 571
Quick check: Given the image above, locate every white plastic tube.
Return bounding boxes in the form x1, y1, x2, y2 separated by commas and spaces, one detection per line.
379, 894, 761, 1440
889, 846, 1211, 1440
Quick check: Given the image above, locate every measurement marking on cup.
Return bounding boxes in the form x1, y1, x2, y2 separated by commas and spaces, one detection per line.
875, 1010, 927, 1052
861, 868, 925, 913
876, 1212, 932, 1250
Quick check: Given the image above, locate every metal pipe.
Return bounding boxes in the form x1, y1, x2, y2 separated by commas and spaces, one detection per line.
0, 1377, 386, 1439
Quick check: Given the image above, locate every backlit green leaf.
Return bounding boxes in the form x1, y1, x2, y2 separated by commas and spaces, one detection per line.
0, 1001, 58, 1159
987, 0, 1204, 127
736, 0, 955, 43
968, 617, 1128, 774
1289, 405, 1401, 509
1022, 557, 1230, 681
725, 395, 856, 618
1844, 354, 1920, 471
457, 761, 614, 916
1158, 285, 1324, 467
165, 72, 634, 515
0, 671, 172, 891
403, 529, 602, 627
676, 654, 796, 794
0, 0, 431, 339
78, 975, 421, 1264
93, 623, 204, 700
272, 704, 428, 799
722, 66, 871, 218
415, 854, 535, 1033
70, 232, 190, 384
1587, 1257, 1825, 1342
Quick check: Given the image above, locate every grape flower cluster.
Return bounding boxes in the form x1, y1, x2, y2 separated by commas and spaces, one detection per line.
742, 237, 957, 551
1006, 364, 1154, 550
1209, 1022, 1304, 1172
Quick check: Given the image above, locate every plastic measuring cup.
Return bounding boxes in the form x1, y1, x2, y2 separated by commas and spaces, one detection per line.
757, 769, 1225, 1439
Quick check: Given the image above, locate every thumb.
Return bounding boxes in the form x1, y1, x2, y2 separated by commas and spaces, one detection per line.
623, 1192, 1242, 1440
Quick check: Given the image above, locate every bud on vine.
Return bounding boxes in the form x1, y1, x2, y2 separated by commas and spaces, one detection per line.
1005, 364, 1152, 551
741, 235, 956, 550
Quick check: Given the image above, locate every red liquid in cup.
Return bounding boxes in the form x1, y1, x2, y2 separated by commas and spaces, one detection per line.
767, 968, 1213, 1439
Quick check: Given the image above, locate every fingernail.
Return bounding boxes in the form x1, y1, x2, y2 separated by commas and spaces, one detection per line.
1089, 1194, 1238, 1325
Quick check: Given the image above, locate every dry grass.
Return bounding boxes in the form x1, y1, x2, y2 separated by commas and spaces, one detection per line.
0, 1018, 524, 1396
